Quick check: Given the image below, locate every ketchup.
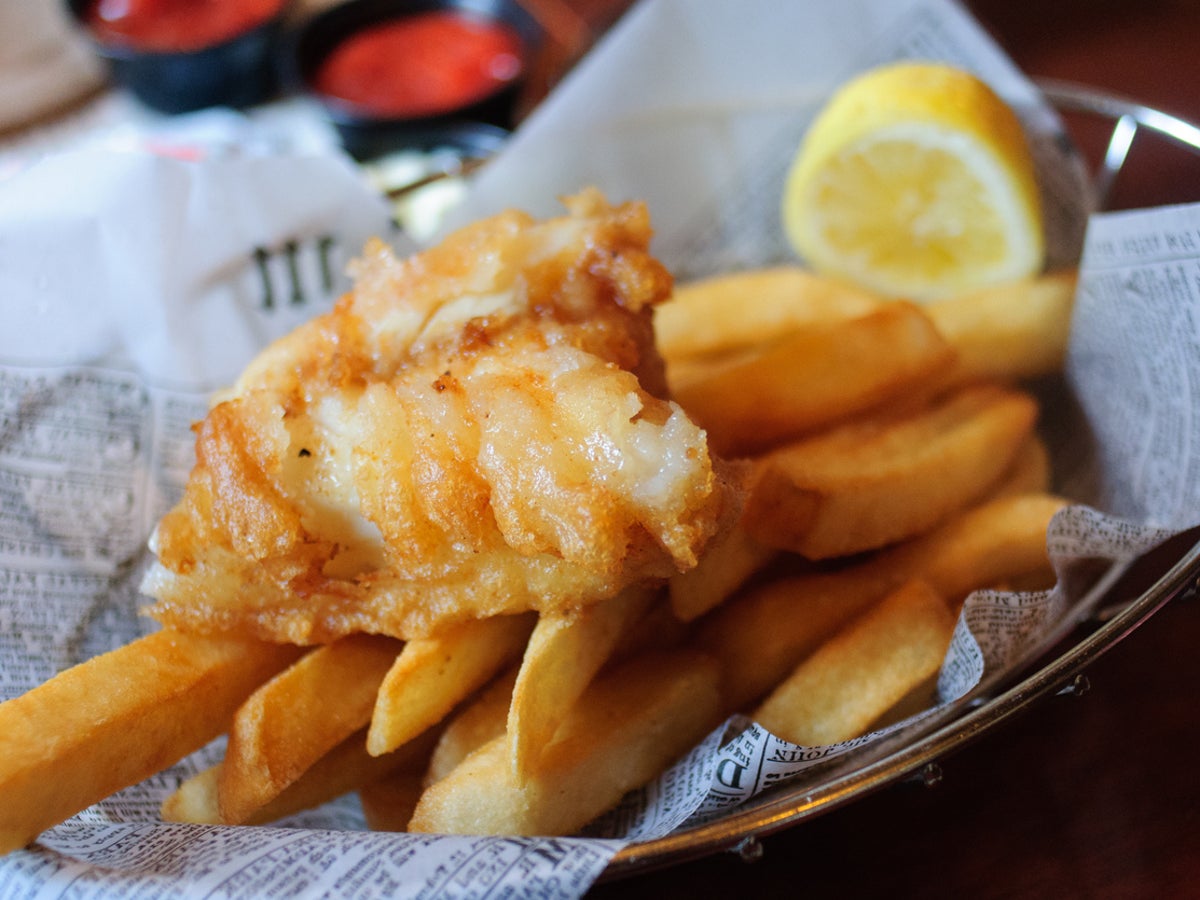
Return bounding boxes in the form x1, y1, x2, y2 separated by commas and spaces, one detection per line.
85, 0, 283, 53
313, 11, 524, 119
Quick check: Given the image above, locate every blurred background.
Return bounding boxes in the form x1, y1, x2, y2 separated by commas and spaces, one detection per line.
967, 0, 1200, 209
4, 0, 1199, 214
9, 1, 1200, 181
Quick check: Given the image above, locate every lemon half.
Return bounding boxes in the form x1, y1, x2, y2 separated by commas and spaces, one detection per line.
782, 62, 1045, 301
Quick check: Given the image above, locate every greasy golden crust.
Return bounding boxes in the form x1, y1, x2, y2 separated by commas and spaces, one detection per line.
144, 191, 735, 643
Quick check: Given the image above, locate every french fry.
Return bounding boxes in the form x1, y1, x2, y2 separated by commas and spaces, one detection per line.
926, 270, 1077, 384
695, 492, 1065, 710
0, 630, 300, 853
741, 383, 1038, 559
164, 726, 438, 827
409, 649, 722, 836
159, 763, 223, 830
669, 302, 955, 455
989, 433, 1051, 499
426, 667, 518, 788
367, 614, 533, 757
668, 523, 776, 621
508, 587, 653, 778
219, 634, 401, 825
654, 266, 880, 362
886, 492, 1065, 610
694, 562, 896, 713
161, 767, 224, 825
753, 579, 957, 745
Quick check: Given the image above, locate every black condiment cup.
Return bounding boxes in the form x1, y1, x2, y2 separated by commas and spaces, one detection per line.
66, 0, 287, 114
285, 0, 543, 160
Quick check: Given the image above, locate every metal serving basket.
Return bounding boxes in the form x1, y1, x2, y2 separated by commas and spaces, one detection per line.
601, 82, 1200, 880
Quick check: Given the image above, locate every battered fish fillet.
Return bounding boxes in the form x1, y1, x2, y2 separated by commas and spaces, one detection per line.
142, 191, 738, 643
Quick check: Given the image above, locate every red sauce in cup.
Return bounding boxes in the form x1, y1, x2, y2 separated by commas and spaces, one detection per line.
313, 11, 525, 119
85, 0, 283, 53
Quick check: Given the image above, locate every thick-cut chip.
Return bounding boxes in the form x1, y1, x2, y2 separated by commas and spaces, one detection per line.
368, 614, 533, 758
0, 630, 300, 853
667, 523, 776, 621
882, 492, 1065, 610
989, 434, 1051, 499
925, 270, 1077, 384
669, 302, 955, 455
163, 726, 436, 826
696, 492, 1065, 709
654, 266, 880, 362
409, 649, 722, 836
741, 383, 1038, 558
219, 634, 400, 825
508, 587, 653, 778
426, 667, 518, 788
753, 580, 956, 745
694, 563, 892, 713
161, 767, 225, 826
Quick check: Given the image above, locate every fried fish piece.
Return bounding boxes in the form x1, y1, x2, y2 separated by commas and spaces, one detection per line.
143, 191, 737, 643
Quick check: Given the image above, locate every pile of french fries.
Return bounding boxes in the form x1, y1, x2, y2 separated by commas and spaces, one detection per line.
0, 264, 1077, 853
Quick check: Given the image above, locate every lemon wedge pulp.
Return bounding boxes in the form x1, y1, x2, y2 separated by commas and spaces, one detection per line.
782, 62, 1045, 301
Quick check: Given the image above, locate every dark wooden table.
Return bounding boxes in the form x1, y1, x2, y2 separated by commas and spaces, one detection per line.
544, 1, 1200, 896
